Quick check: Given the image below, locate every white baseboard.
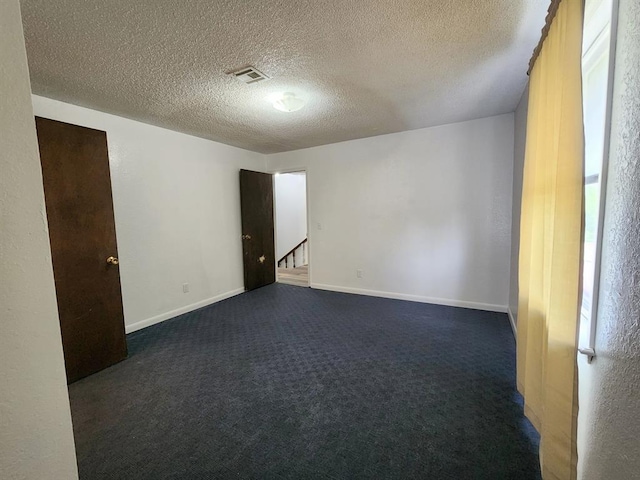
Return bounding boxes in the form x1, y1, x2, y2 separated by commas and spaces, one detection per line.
125, 288, 245, 334
507, 308, 517, 338
310, 283, 508, 313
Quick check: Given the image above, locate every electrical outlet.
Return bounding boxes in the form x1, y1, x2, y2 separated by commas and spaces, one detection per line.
317, 222, 322, 230
182, 283, 189, 293
356, 270, 363, 279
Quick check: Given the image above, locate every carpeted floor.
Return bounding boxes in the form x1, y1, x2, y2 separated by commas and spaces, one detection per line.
69, 283, 540, 479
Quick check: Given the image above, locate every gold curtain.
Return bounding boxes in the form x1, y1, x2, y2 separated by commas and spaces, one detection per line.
517, 0, 584, 479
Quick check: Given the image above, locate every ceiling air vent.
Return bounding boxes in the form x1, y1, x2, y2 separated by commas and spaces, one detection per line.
229, 66, 270, 84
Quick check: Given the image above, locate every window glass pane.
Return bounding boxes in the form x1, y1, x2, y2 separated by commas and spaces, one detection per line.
580, 0, 612, 347
583, 52, 608, 178
582, 182, 601, 315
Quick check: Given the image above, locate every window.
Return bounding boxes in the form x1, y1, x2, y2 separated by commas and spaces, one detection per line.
579, 0, 616, 358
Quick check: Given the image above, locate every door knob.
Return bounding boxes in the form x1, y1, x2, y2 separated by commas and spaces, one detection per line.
242, 234, 252, 240
106, 256, 119, 265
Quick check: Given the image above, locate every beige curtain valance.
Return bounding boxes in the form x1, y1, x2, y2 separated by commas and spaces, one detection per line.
528, 0, 564, 75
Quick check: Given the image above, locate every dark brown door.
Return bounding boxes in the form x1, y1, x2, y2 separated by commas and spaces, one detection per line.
35, 117, 127, 384
239, 169, 276, 291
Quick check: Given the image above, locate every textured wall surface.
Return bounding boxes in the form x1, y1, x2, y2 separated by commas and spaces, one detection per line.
21, 0, 549, 153
32, 95, 266, 332
578, 0, 640, 478
509, 85, 529, 326
267, 114, 514, 311
0, 1, 78, 478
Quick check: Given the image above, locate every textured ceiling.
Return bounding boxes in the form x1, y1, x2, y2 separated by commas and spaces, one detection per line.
21, 0, 549, 154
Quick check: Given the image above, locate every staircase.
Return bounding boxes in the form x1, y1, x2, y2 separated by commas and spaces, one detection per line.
277, 238, 308, 287
277, 238, 308, 269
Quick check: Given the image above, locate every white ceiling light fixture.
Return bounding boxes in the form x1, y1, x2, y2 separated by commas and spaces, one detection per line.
272, 92, 306, 112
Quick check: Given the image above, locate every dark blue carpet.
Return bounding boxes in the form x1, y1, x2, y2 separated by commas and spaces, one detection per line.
69, 283, 540, 479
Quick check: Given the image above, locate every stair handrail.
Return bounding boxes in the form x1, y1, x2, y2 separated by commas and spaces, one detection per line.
277, 238, 308, 268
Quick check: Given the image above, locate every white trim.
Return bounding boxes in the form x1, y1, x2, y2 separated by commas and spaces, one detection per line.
272, 172, 280, 283
577, 0, 618, 359
272, 167, 312, 287
268, 166, 308, 175
507, 308, 517, 338
125, 288, 245, 334
310, 283, 508, 313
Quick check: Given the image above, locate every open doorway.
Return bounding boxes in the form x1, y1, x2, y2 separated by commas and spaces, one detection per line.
274, 171, 309, 287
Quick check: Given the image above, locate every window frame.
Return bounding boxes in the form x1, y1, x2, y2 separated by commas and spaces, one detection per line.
578, 0, 619, 362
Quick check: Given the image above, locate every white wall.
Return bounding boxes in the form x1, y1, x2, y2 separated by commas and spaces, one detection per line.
509, 85, 529, 327
578, 0, 640, 477
275, 172, 307, 261
32, 96, 266, 332
267, 114, 515, 311
0, 1, 78, 478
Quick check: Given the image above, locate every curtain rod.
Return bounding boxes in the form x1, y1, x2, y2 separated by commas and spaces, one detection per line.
528, 0, 564, 75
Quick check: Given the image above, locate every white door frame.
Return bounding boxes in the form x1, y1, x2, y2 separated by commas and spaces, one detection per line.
270, 167, 311, 286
